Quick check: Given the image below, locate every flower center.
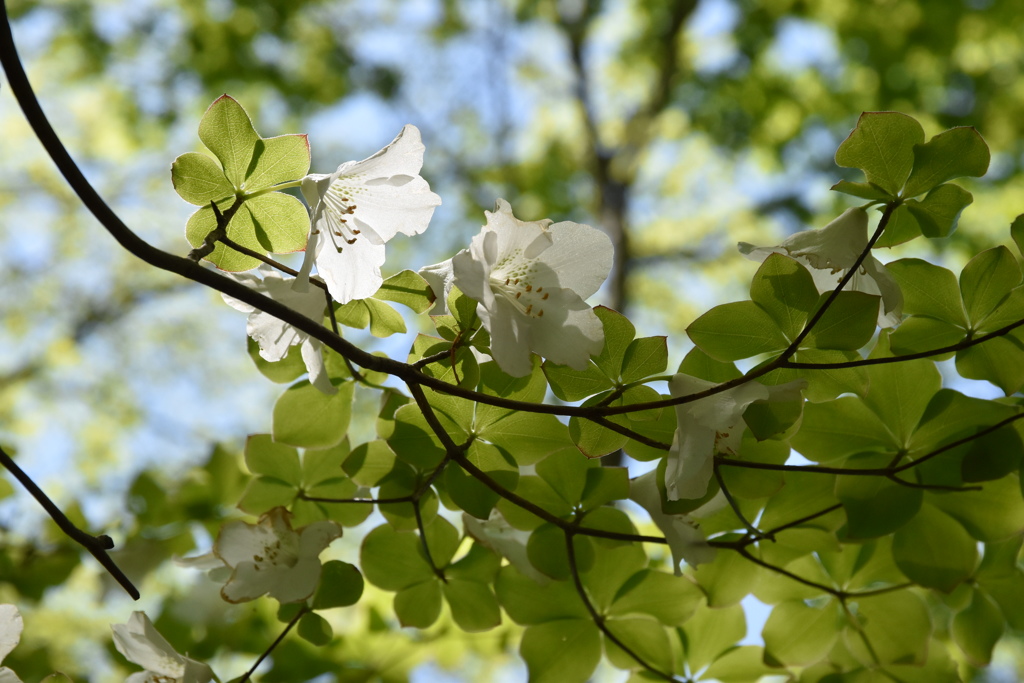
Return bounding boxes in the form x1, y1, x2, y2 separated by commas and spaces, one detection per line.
319, 184, 361, 248
490, 270, 549, 319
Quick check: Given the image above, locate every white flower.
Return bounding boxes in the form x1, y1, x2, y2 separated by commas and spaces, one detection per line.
738, 207, 903, 327
299, 124, 441, 304
630, 472, 715, 574
0, 605, 23, 683
443, 199, 613, 377
666, 375, 806, 501
417, 257, 454, 316
111, 612, 214, 683
222, 265, 334, 394
205, 507, 341, 604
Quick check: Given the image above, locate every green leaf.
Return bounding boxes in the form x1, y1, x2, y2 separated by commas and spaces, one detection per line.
845, 590, 930, 666
198, 95, 259, 188
903, 126, 990, 198
835, 111, 924, 196
272, 380, 353, 449
375, 270, 435, 313
543, 360, 615, 401
237, 477, 297, 514
592, 306, 636, 379
906, 182, 973, 238
956, 336, 1024, 395
311, 560, 364, 610
580, 466, 630, 511
445, 441, 518, 519
394, 580, 442, 628
875, 203, 922, 248
762, 599, 840, 667
719, 437, 788, 499
609, 569, 703, 626
363, 297, 407, 337
297, 612, 333, 647
443, 579, 502, 632
244, 434, 301, 485
244, 134, 310, 191
929, 475, 1024, 542
692, 544, 760, 607
477, 411, 577, 466
521, 620, 601, 683
1011, 214, 1024, 259
793, 396, 893, 462
888, 316, 964, 357
620, 336, 668, 383
952, 587, 1004, 667
830, 179, 894, 200
569, 409, 628, 458
960, 246, 1022, 328
887, 258, 966, 326
343, 440, 397, 487
686, 300, 788, 361
360, 524, 435, 591
701, 645, 778, 683
387, 402, 453, 470
171, 152, 235, 206
248, 337, 307, 384
527, 524, 594, 581
835, 453, 922, 539
961, 426, 1024, 482
603, 617, 675, 672
892, 503, 977, 592
677, 347, 742, 383
805, 291, 879, 351
495, 565, 589, 624
679, 603, 746, 672
749, 253, 818, 341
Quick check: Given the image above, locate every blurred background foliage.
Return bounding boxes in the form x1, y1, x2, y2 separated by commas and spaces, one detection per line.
1, 0, 1024, 680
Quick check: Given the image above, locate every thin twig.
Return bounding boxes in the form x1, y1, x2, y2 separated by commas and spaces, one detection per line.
0, 445, 139, 599
238, 606, 307, 683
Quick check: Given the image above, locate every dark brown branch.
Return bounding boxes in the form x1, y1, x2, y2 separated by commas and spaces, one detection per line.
0, 445, 139, 599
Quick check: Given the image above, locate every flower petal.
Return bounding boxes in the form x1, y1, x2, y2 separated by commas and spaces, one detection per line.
312, 229, 387, 303
0, 605, 22, 663
630, 472, 715, 573
418, 258, 455, 315
523, 290, 604, 370
532, 220, 613, 298
483, 297, 533, 377
111, 612, 185, 677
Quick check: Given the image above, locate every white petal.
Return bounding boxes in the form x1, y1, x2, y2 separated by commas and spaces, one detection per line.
338, 124, 429, 183
525, 290, 604, 370
266, 556, 322, 603
452, 232, 496, 311
630, 472, 715, 574
111, 612, 185, 677
0, 605, 22, 663
301, 340, 336, 395
220, 271, 264, 314
862, 257, 904, 327
418, 258, 455, 315
182, 658, 216, 683
534, 221, 614, 299
485, 199, 553, 263
297, 520, 343, 558
214, 518, 280, 567
313, 231, 387, 304
173, 552, 225, 571
221, 561, 284, 603
485, 297, 534, 377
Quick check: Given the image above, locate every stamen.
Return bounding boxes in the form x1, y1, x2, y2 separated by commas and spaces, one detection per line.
542, 293, 549, 300
538, 310, 544, 317
514, 279, 520, 284
346, 237, 357, 244
505, 278, 510, 285
536, 287, 543, 292
525, 284, 533, 292
515, 292, 522, 299
525, 305, 533, 314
